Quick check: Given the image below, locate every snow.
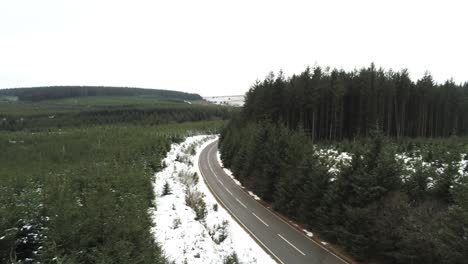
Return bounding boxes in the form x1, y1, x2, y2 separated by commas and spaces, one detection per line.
458, 156, 468, 177
216, 151, 222, 166
217, 152, 245, 188
317, 148, 467, 188
321, 241, 328, 246
316, 148, 352, 178
21, 224, 32, 231
150, 135, 275, 264
395, 152, 467, 188
303, 229, 313, 238
203, 95, 244, 107
248, 191, 261, 201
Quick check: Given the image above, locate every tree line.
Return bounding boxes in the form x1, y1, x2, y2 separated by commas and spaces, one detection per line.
0, 86, 202, 101
0, 105, 232, 131
243, 64, 468, 140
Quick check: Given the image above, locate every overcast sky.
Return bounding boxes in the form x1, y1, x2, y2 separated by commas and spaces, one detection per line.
0, 0, 467, 96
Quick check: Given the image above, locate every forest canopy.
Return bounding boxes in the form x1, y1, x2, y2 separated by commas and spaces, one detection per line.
220, 64, 468, 263
0, 86, 203, 102
242, 64, 468, 140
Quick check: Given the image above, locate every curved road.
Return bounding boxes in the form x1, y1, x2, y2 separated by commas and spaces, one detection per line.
199, 140, 349, 264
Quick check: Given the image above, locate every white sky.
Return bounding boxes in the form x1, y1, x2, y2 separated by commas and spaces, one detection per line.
0, 0, 467, 96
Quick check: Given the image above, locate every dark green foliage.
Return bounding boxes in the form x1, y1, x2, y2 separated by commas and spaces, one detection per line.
0, 120, 222, 263
0, 86, 202, 101
223, 252, 240, 264
241, 65, 468, 140
220, 65, 468, 263
162, 181, 172, 196
221, 121, 468, 263
0, 97, 233, 131
194, 199, 207, 221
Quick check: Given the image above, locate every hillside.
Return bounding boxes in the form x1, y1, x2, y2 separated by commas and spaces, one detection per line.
0, 87, 227, 263
0, 86, 203, 102
0, 91, 234, 131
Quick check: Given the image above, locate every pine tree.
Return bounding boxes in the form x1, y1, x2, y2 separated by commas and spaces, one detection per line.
162, 181, 171, 196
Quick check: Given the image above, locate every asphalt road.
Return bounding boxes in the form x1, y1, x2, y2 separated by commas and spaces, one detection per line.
199, 140, 349, 264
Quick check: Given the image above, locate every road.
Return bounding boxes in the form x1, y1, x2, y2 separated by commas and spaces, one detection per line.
198, 140, 349, 264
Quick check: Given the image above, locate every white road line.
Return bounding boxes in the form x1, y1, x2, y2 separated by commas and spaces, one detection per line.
252, 212, 269, 227
200, 143, 286, 264
225, 189, 233, 195
278, 234, 306, 256
219, 180, 225, 187
205, 141, 349, 264
235, 198, 247, 208
210, 146, 349, 264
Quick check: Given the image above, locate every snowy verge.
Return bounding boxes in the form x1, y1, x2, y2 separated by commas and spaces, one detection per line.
216, 149, 317, 247
150, 135, 275, 264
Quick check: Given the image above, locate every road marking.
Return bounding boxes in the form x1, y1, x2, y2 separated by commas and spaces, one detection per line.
235, 198, 247, 208
214, 143, 350, 263
205, 141, 351, 264
200, 142, 286, 264
278, 234, 306, 256
225, 189, 233, 195
252, 212, 269, 227
219, 180, 225, 187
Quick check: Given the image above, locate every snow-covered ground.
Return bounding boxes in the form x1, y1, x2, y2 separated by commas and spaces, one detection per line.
150, 135, 275, 264
395, 152, 467, 187
203, 95, 244, 107
316, 147, 467, 188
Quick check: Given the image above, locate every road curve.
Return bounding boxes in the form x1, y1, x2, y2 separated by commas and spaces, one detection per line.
198, 140, 349, 264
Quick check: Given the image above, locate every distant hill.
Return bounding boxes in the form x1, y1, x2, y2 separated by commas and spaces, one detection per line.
0, 86, 203, 102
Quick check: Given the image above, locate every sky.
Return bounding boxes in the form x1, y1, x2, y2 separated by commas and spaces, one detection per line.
0, 0, 467, 96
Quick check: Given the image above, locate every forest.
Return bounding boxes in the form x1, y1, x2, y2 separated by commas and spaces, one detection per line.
219, 65, 468, 263
0, 86, 202, 102
242, 64, 468, 139
0, 88, 229, 263
0, 95, 232, 131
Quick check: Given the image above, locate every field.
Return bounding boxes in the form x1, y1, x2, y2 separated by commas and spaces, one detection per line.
0, 91, 229, 263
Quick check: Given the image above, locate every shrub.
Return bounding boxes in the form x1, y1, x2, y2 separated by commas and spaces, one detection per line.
223, 252, 240, 264
162, 181, 172, 196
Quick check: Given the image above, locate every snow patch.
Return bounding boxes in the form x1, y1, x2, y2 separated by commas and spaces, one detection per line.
248, 191, 261, 201
316, 148, 352, 179
395, 152, 467, 188
303, 229, 313, 238
150, 135, 275, 264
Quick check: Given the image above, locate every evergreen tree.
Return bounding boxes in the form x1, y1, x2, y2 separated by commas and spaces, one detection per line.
162, 181, 171, 196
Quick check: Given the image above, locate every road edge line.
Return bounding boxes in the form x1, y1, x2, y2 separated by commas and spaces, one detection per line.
212, 141, 353, 264
198, 142, 285, 264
